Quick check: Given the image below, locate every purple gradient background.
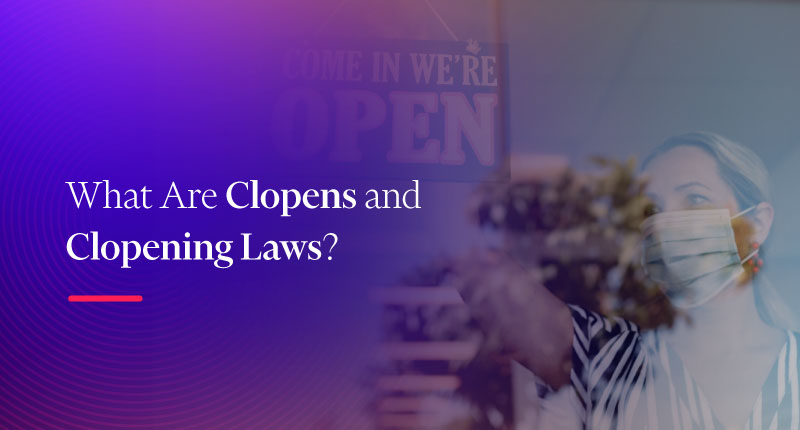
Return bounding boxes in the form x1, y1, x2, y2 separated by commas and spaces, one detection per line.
0, 1, 441, 428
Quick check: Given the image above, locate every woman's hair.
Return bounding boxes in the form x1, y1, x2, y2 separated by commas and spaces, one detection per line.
641, 132, 771, 210
642, 131, 800, 331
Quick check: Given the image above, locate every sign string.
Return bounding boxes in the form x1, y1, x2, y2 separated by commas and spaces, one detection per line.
313, 0, 460, 42
423, 0, 460, 41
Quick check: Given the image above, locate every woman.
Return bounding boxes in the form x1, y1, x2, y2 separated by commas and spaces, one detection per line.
465, 132, 800, 429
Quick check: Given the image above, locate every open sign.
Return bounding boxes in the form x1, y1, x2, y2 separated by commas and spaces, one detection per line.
268, 40, 508, 181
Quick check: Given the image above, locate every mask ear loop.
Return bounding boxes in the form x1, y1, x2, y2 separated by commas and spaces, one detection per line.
733, 205, 757, 219
741, 249, 759, 265
733, 205, 761, 266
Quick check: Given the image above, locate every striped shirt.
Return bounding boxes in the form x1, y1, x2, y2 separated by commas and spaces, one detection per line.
552, 305, 800, 430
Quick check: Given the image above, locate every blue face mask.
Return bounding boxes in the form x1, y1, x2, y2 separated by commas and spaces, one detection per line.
641, 207, 758, 309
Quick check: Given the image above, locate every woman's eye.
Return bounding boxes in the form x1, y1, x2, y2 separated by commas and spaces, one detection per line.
687, 193, 710, 207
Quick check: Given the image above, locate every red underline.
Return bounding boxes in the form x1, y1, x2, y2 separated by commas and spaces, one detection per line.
68, 295, 143, 302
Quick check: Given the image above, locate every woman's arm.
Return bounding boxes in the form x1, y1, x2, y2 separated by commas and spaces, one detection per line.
453, 251, 573, 388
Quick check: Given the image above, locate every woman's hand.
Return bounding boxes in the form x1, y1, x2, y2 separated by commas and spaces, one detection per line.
451, 250, 573, 388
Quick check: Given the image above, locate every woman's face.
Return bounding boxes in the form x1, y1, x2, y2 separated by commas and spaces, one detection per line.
643, 146, 740, 215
